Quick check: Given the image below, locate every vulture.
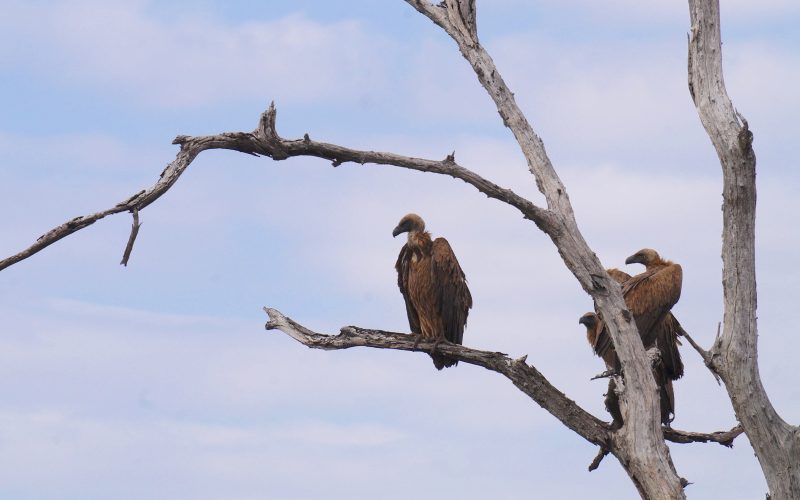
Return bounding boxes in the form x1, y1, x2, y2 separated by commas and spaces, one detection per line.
393, 213, 472, 370
578, 249, 685, 426
622, 249, 685, 386
579, 311, 623, 425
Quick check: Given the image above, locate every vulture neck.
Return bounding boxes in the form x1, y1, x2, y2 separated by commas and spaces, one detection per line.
645, 257, 672, 271
407, 230, 432, 252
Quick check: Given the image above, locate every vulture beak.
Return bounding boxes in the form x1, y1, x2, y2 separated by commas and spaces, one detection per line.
578, 315, 593, 327
392, 225, 404, 238
625, 253, 641, 265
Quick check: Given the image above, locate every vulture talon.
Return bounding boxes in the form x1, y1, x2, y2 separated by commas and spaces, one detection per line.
430, 337, 444, 356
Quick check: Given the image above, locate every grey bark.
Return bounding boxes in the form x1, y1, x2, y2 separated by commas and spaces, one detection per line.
687, 1, 800, 498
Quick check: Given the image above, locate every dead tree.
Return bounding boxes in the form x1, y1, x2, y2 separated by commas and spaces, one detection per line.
1, 0, 795, 498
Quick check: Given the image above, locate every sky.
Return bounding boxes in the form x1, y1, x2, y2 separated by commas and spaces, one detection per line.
1, 0, 799, 498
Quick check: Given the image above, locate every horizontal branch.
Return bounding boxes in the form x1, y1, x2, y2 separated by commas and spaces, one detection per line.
663, 425, 744, 447
265, 307, 748, 452
263, 306, 609, 447
265, 306, 746, 451
0, 103, 554, 272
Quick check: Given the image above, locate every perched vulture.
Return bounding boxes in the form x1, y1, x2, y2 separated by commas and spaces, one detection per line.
393, 214, 472, 370
578, 249, 685, 426
623, 248, 685, 385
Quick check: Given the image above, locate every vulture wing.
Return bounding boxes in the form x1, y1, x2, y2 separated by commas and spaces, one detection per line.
431, 238, 472, 346
395, 244, 421, 335
621, 263, 683, 348
653, 312, 686, 380
591, 319, 618, 371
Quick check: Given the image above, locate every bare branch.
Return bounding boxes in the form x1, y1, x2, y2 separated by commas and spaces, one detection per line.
0, 103, 553, 272
588, 446, 610, 471
120, 209, 141, 267
0, 129, 205, 271
263, 306, 610, 447
265, 307, 746, 463
663, 425, 744, 447
590, 369, 616, 381
680, 328, 722, 385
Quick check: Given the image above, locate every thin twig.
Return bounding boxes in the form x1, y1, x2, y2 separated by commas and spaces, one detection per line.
591, 369, 617, 380
588, 446, 610, 471
682, 328, 722, 385
120, 208, 141, 266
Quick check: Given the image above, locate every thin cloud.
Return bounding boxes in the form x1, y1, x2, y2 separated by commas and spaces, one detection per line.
0, 1, 391, 108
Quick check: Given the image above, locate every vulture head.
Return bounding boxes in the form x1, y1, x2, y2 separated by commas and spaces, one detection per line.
578, 312, 599, 329
392, 213, 425, 237
625, 248, 661, 267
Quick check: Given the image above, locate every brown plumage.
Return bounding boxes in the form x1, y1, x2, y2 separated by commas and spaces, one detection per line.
623, 249, 685, 384
578, 312, 616, 371
393, 214, 472, 370
579, 312, 623, 426
578, 249, 685, 426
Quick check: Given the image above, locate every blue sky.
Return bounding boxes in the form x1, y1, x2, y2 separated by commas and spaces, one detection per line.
1, 1, 799, 498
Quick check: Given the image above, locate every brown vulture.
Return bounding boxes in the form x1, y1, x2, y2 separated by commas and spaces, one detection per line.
393, 213, 472, 370
578, 249, 685, 426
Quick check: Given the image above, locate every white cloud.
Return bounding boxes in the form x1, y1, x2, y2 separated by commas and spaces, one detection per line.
0, 1, 391, 109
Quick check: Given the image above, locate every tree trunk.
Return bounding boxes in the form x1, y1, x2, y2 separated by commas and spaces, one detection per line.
687, 1, 800, 498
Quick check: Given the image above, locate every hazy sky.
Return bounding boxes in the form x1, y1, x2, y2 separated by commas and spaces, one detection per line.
1, 1, 799, 498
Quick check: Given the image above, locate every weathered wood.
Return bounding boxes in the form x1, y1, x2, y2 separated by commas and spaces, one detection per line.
687, 1, 800, 498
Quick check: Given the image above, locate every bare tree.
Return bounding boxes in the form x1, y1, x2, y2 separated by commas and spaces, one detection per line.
1, 0, 795, 498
